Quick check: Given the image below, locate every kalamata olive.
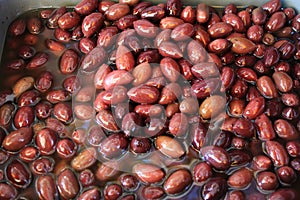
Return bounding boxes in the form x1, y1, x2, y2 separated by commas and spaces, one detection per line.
142, 186, 165, 200
79, 169, 95, 187
0, 150, 8, 165
255, 114, 276, 140
0, 103, 15, 128
274, 119, 299, 140
3, 127, 33, 152
130, 137, 152, 154
47, 7, 67, 29
40, 9, 53, 19
228, 99, 244, 117
119, 174, 139, 191
35, 101, 52, 119
265, 98, 283, 117
17, 90, 40, 107
35, 71, 53, 93
233, 118, 255, 138
256, 171, 278, 191
276, 166, 296, 185
264, 140, 289, 167
229, 149, 252, 167
104, 184, 123, 200
96, 161, 120, 182
231, 137, 248, 149
252, 155, 272, 171
6, 160, 32, 188
75, 0, 98, 15
231, 79, 248, 99
133, 162, 165, 184
202, 177, 227, 200
164, 169, 192, 195
53, 102, 73, 124
193, 162, 213, 184
224, 190, 246, 200
86, 125, 105, 147
58, 12, 80, 30
46, 89, 71, 104
229, 37, 256, 54
59, 49, 79, 74
281, 93, 299, 107
282, 107, 299, 121
0, 183, 18, 200
228, 167, 253, 189
71, 128, 86, 145
56, 138, 77, 159
19, 146, 39, 162
99, 133, 128, 159
78, 188, 101, 200
286, 141, 300, 158
13, 106, 34, 128
200, 145, 230, 171
35, 128, 57, 155
155, 135, 185, 159
268, 188, 298, 200
213, 131, 233, 149
199, 96, 226, 119
18, 45, 36, 60
63, 76, 81, 95
71, 147, 97, 171
9, 18, 26, 36
31, 157, 54, 175
57, 168, 79, 199
36, 175, 57, 200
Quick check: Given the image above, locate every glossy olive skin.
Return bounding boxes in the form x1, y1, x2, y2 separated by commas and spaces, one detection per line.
228, 168, 253, 189
104, 184, 123, 200
200, 145, 230, 171
98, 133, 128, 159
142, 186, 165, 200
256, 171, 279, 191
0, 183, 18, 200
193, 162, 213, 183
133, 163, 165, 184
202, 178, 228, 200
164, 169, 192, 195
57, 168, 80, 199
6, 160, 32, 188
35, 128, 57, 155
3, 127, 33, 152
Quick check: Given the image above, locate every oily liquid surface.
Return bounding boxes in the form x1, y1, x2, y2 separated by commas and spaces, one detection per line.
0, 8, 300, 200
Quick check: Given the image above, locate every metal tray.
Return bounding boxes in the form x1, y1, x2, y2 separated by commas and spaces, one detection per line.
0, 0, 298, 62
0, 0, 298, 199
